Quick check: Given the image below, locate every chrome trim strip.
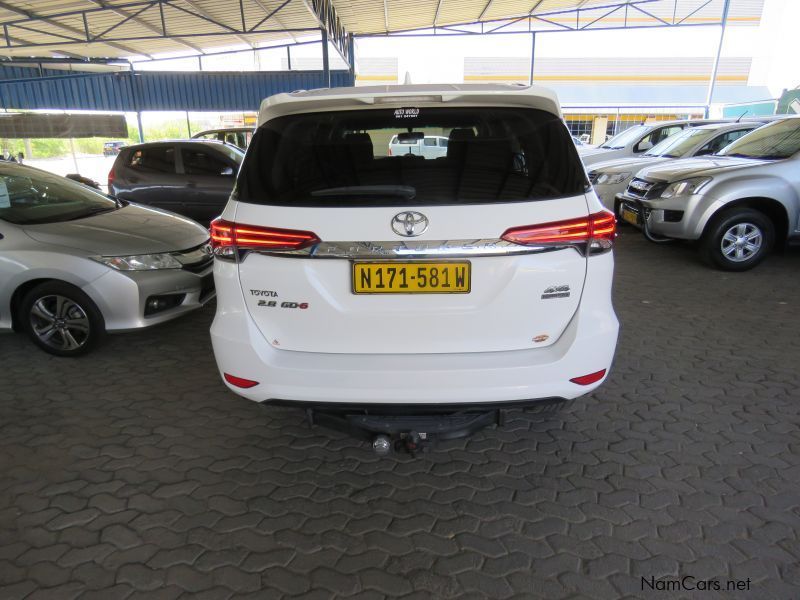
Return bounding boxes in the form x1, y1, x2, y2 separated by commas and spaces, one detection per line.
246, 239, 567, 260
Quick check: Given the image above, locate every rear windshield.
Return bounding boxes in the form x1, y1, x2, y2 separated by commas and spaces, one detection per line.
236, 107, 587, 207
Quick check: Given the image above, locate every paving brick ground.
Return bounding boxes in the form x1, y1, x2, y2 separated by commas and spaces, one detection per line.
1, 229, 799, 599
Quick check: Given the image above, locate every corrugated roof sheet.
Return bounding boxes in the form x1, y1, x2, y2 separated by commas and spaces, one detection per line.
0, 0, 763, 60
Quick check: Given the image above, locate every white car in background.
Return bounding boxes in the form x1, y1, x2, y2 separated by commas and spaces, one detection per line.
209, 84, 619, 448
579, 119, 722, 167
389, 134, 448, 158
589, 121, 762, 211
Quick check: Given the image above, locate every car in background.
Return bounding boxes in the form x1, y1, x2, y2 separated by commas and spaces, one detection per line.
103, 140, 127, 156
192, 127, 253, 150
589, 121, 762, 211
389, 134, 448, 158
616, 117, 800, 271
108, 139, 244, 225
579, 119, 725, 167
209, 83, 619, 448
0, 163, 214, 356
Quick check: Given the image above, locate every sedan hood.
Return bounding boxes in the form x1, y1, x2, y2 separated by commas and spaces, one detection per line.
23, 202, 209, 256
635, 156, 767, 182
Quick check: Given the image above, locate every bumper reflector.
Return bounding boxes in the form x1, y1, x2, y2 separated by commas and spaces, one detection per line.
570, 369, 607, 386
223, 373, 259, 389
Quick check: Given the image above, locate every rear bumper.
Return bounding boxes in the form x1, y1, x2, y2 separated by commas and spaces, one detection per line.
210, 253, 619, 405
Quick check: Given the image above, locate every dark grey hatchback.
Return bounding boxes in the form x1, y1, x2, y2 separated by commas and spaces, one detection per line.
108, 139, 243, 224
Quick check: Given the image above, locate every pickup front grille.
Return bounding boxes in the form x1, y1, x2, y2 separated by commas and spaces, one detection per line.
625, 178, 668, 200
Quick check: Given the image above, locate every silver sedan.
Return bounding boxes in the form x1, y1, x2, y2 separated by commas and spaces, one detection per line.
0, 163, 214, 356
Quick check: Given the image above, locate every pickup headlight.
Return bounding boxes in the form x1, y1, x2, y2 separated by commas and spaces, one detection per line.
92, 253, 182, 271
595, 172, 632, 185
660, 177, 711, 199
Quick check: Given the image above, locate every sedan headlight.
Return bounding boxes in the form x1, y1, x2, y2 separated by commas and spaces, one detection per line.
660, 177, 711, 199
92, 253, 182, 271
595, 172, 632, 185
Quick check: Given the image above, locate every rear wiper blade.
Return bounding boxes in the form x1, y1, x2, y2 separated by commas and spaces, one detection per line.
311, 185, 417, 199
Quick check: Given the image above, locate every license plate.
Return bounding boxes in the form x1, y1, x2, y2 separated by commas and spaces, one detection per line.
352, 262, 471, 294
621, 206, 639, 226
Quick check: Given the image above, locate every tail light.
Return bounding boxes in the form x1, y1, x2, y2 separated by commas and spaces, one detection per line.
501, 211, 616, 254
107, 166, 115, 191
210, 218, 320, 260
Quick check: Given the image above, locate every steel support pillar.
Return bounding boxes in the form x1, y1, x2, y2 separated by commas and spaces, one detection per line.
529, 31, 536, 86
705, 0, 731, 117
321, 29, 331, 87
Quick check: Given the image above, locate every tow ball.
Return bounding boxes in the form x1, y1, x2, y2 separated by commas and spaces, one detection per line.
305, 409, 504, 456
373, 431, 429, 456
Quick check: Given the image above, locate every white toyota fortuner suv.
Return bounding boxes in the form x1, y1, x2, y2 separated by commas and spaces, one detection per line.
209, 84, 619, 447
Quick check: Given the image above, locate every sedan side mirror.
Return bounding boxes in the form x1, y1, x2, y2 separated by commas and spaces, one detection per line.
635, 140, 653, 153
221, 166, 234, 176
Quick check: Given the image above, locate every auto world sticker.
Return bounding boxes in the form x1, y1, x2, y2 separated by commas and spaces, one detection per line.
394, 107, 420, 119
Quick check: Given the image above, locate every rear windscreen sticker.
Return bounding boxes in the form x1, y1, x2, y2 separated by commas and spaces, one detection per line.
394, 108, 420, 119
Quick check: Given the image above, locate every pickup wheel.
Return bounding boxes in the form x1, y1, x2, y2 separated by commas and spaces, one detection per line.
700, 209, 774, 271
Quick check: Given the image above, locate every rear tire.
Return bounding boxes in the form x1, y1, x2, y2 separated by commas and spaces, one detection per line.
700, 209, 774, 271
19, 282, 105, 357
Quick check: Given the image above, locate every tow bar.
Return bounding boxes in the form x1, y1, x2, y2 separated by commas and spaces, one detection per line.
305, 409, 506, 456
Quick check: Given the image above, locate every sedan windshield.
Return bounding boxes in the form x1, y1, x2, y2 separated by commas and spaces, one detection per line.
0, 165, 119, 225
600, 125, 648, 149
644, 128, 712, 158
717, 119, 800, 160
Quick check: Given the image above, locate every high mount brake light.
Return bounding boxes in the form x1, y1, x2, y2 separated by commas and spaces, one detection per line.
500, 212, 616, 251
210, 218, 320, 255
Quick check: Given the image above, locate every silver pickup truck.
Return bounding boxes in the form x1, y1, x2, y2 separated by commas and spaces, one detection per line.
615, 117, 800, 271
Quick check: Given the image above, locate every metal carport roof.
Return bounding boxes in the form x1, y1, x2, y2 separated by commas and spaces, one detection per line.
0, 0, 737, 61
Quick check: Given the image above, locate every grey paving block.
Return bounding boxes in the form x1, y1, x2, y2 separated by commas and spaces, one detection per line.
1, 232, 799, 599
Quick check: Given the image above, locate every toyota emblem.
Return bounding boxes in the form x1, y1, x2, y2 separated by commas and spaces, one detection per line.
391, 211, 428, 237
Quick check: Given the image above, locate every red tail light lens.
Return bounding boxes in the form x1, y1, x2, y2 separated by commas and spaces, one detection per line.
570, 369, 607, 386
501, 211, 616, 247
223, 373, 259, 388
107, 166, 115, 191
210, 218, 320, 252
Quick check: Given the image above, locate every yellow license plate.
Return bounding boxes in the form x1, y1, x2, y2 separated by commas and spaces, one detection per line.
352, 262, 471, 294
622, 207, 639, 226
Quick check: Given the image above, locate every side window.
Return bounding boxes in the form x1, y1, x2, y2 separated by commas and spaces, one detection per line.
224, 132, 243, 147
438, 138, 448, 147
652, 126, 683, 145
699, 129, 751, 155
423, 137, 437, 147
128, 147, 176, 174
182, 148, 232, 176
